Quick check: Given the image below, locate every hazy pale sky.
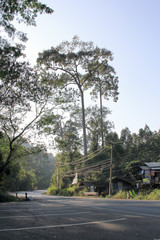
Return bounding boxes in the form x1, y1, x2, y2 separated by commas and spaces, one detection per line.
18, 0, 160, 135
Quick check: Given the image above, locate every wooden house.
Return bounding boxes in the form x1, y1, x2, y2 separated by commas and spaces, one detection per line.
112, 177, 132, 193
139, 162, 160, 186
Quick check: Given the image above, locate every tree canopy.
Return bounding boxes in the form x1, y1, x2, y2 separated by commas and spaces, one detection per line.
0, 0, 54, 178
37, 36, 119, 161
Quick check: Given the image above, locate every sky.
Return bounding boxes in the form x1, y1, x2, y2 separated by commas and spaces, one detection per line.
18, 0, 160, 136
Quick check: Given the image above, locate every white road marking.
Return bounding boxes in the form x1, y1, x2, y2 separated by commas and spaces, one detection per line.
0, 211, 91, 219
0, 218, 126, 232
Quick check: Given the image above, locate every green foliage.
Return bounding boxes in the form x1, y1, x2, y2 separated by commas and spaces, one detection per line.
0, 0, 53, 38
0, 190, 17, 202
50, 149, 83, 190
47, 185, 59, 195
47, 185, 75, 196
48, 124, 160, 200
133, 189, 160, 200
37, 36, 119, 159
0, 137, 55, 191
86, 105, 113, 151
67, 185, 79, 195
107, 125, 160, 182
112, 190, 127, 199
48, 116, 83, 190
0, 0, 53, 88
0, 0, 53, 179
129, 189, 135, 198
47, 187, 160, 200
47, 184, 84, 197
109, 189, 160, 200
145, 189, 160, 200
78, 190, 85, 197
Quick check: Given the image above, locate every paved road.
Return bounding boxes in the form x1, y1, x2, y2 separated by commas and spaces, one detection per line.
0, 191, 160, 240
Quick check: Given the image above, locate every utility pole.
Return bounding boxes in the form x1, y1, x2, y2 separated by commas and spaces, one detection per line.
57, 162, 59, 189
109, 143, 113, 195
100, 81, 104, 148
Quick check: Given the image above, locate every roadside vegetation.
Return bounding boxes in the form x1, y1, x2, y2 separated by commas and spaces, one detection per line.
1, 187, 160, 202
47, 185, 82, 197
0, 190, 25, 202
111, 188, 160, 200
47, 185, 160, 201
134, 188, 160, 200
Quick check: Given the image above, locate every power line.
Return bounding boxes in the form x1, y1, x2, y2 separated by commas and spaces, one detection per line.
61, 158, 111, 175
56, 146, 110, 167
113, 144, 160, 162
64, 163, 111, 177
55, 140, 160, 180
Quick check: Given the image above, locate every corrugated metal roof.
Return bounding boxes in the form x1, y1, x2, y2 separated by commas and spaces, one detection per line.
145, 162, 160, 168
140, 166, 149, 170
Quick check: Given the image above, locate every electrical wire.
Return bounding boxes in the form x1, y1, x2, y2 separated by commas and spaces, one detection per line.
61, 158, 111, 175
56, 140, 160, 179
57, 146, 110, 167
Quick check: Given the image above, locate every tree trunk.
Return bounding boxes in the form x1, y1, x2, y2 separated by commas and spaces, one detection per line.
100, 83, 104, 148
80, 89, 88, 165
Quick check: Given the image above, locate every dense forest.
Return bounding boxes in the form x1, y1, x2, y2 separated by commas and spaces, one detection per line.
48, 121, 160, 193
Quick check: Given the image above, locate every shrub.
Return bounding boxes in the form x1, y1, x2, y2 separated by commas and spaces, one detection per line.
112, 190, 127, 199
47, 186, 59, 195
132, 188, 160, 200
78, 190, 84, 197
134, 189, 149, 200
0, 190, 17, 202
57, 189, 71, 196
134, 192, 147, 200
47, 185, 78, 196
146, 189, 160, 200
67, 185, 79, 196
47, 184, 86, 197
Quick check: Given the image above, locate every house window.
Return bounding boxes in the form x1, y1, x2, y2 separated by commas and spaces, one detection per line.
118, 181, 123, 189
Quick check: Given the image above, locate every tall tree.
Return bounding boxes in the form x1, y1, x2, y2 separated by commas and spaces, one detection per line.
50, 119, 82, 189
89, 65, 118, 147
85, 105, 113, 152
37, 36, 118, 162
0, 0, 53, 178
0, 93, 48, 178
0, 0, 53, 94
0, 0, 53, 114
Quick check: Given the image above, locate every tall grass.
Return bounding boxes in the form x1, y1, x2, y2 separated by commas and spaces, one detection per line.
134, 189, 160, 200
111, 188, 160, 200
47, 185, 160, 200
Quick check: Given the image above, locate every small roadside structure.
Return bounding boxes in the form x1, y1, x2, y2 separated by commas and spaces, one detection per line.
112, 177, 132, 194
139, 162, 160, 186
83, 181, 106, 196
76, 181, 108, 196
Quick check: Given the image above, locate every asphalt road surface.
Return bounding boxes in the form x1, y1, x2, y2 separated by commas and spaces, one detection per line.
0, 190, 160, 240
